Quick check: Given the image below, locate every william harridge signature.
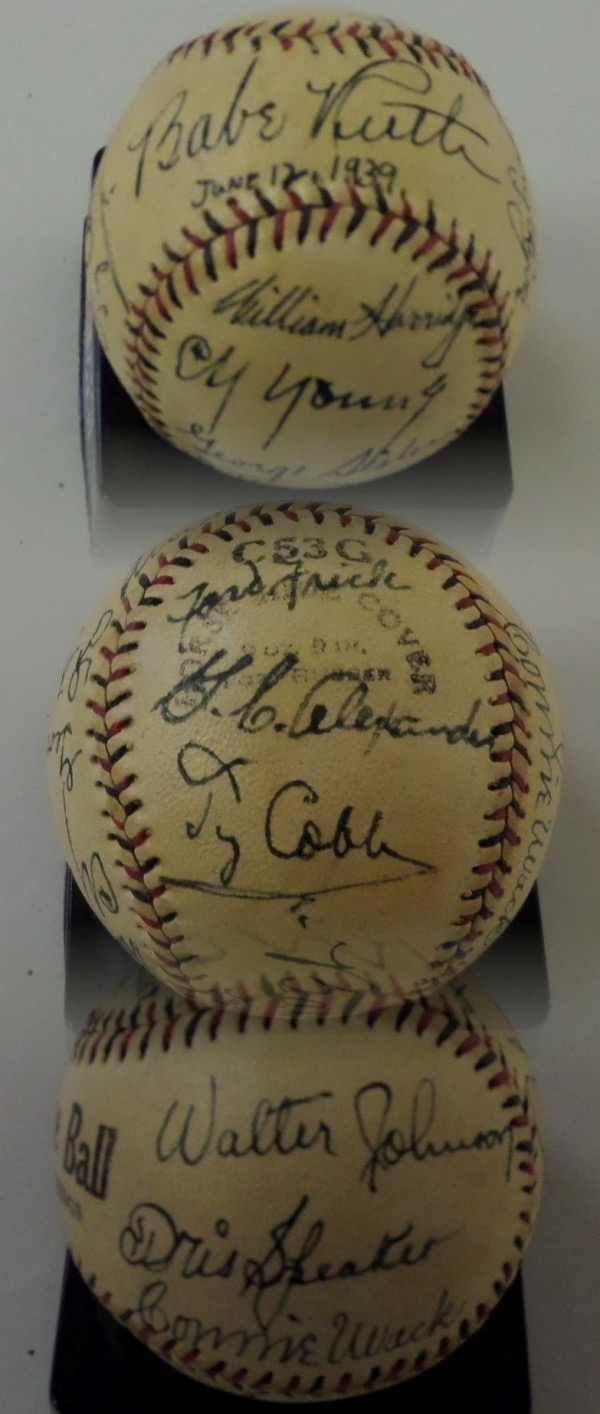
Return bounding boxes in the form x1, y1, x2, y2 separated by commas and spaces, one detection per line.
126, 56, 500, 200
208, 276, 477, 370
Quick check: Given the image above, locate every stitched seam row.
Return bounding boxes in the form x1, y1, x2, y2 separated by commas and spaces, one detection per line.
70, 993, 537, 1394
166, 19, 490, 95
85, 506, 530, 993
124, 186, 509, 442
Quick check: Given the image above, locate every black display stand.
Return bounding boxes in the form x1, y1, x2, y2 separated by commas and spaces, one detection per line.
51, 1253, 531, 1413
52, 871, 547, 1412
54, 165, 538, 1410
80, 150, 514, 538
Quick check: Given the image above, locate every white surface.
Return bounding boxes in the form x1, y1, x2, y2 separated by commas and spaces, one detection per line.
0, 2, 598, 1409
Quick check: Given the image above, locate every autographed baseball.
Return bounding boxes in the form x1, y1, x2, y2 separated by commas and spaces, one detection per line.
55, 968, 542, 1399
47, 502, 562, 1009
86, 10, 536, 486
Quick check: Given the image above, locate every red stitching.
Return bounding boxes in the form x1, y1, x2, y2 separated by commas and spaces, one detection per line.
165, 20, 490, 94
69, 984, 538, 1397
124, 187, 508, 443
87, 507, 531, 992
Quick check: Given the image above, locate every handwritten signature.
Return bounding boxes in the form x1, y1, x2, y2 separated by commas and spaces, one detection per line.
120, 1193, 458, 1335
126, 55, 500, 203
355, 1077, 517, 1193
155, 650, 493, 756
306, 59, 500, 181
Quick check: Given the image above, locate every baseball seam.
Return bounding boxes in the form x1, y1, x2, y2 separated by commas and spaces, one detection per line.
70, 989, 538, 1397
123, 184, 509, 458
85, 505, 532, 996
165, 17, 490, 97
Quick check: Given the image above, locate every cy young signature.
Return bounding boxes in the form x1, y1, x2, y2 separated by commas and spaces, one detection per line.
174, 333, 448, 453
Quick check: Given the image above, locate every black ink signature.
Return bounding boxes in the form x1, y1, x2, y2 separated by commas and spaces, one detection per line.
79, 851, 119, 919
486, 619, 564, 936
125, 1275, 463, 1367
323, 374, 448, 480
507, 162, 536, 266
264, 935, 418, 984
242, 1195, 460, 1332
285, 672, 492, 754
265, 778, 431, 869
155, 647, 254, 724
177, 741, 248, 888
60, 608, 114, 703
124, 1276, 319, 1365
261, 362, 414, 450
306, 59, 499, 182
349, 278, 478, 368
174, 336, 249, 435
328, 1287, 465, 1365
165, 547, 410, 655
120, 1192, 458, 1338
211, 275, 347, 340
159, 869, 426, 908
354, 1078, 517, 1194
47, 724, 82, 793
128, 64, 287, 198
95, 182, 130, 314
178, 741, 247, 809
156, 652, 492, 755
156, 1076, 337, 1166
177, 428, 309, 482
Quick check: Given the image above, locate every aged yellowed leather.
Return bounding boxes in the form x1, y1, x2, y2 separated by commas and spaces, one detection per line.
47, 503, 562, 1009
86, 11, 536, 485
55, 967, 542, 1398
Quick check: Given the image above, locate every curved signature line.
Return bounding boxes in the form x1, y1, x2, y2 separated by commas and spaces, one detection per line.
160, 859, 436, 904
98, 185, 130, 313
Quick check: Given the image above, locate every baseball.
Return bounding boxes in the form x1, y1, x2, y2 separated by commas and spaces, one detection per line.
86, 10, 536, 487
47, 502, 562, 1009
54, 967, 542, 1399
